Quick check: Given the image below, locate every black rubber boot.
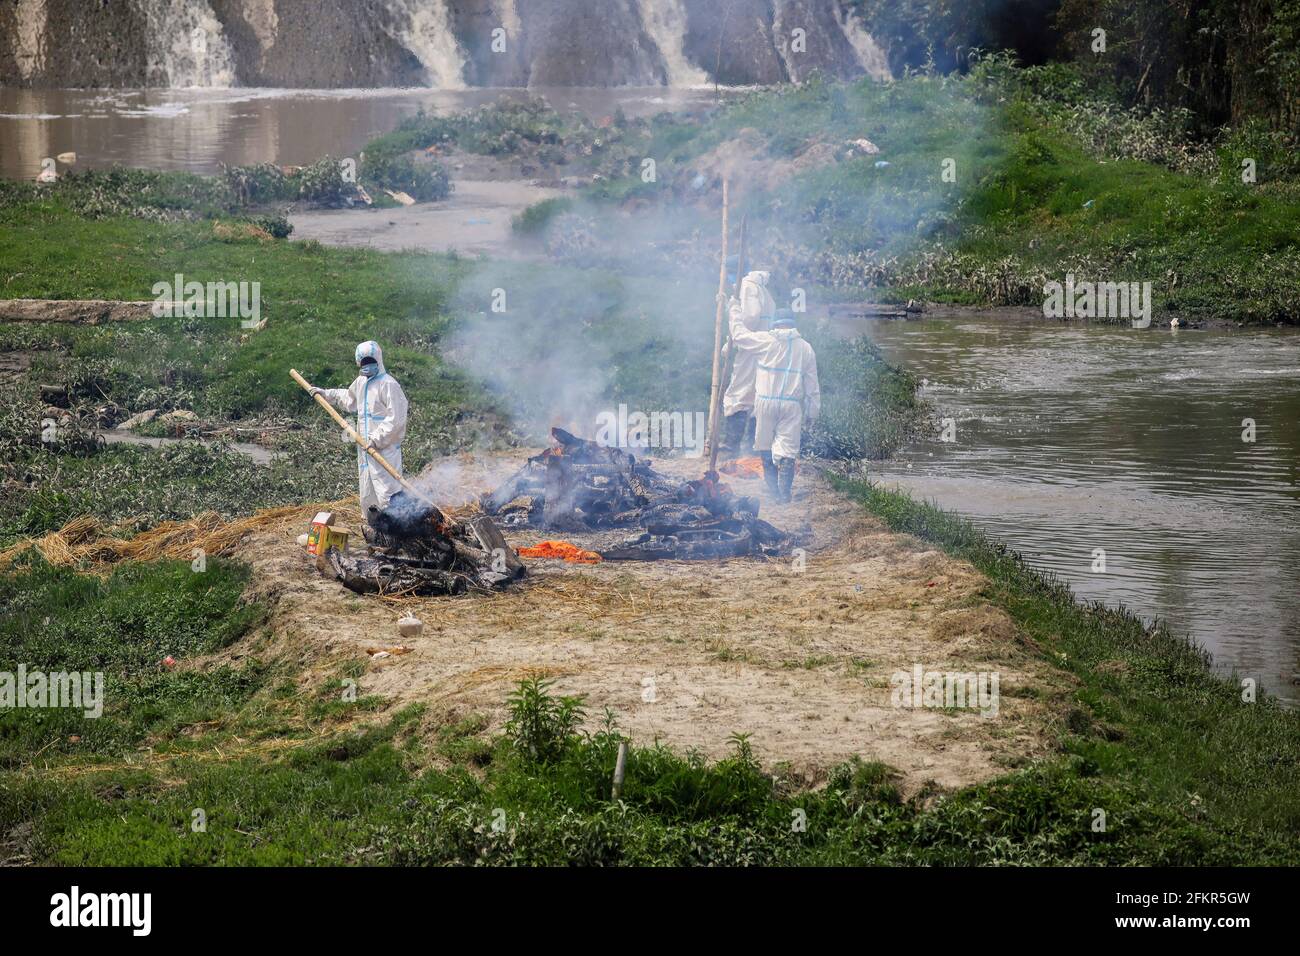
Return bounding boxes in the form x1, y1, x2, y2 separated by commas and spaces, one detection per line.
775, 457, 796, 503
741, 414, 756, 455
722, 412, 747, 455
760, 452, 778, 496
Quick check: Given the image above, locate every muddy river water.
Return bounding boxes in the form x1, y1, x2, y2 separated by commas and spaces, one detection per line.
4, 89, 1297, 701
0, 86, 728, 256
860, 314, 1300, 702
0, 85, 727, 180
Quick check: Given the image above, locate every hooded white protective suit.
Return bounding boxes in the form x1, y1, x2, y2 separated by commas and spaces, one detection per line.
727, 310, 820, 460
320, 341, 409, 516
722, 271, 776, 417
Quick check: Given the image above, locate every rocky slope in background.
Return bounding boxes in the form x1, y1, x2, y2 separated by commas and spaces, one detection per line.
0, 0, 889, 89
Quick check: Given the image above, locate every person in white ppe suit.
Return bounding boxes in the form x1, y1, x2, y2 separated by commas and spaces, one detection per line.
722, 270, 776, 454
726, 306, 820, 502
309, 341, 409, 521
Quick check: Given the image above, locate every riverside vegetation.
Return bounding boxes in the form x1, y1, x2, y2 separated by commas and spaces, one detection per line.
502, 58, 1300, 325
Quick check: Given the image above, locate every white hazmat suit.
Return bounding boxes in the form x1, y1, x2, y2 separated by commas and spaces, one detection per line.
722, 271, 776, 417
727, 310, 820, 460
319, 341, 409, 516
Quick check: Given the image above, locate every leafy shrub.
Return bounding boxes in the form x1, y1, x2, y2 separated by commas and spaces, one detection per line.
0, 168, 234, 221
505, 678, 586, 764
360, 154, 452, 202
4, 489, 78, 539
223, 158, 365, 205
293, 157, 351, 202
361, 96, 654, 183
242, 212, 293, 239
222, 162, 291, 204
1214, 118, 1300, 183
987, 60, 1295, 180
512, 197, 574, 237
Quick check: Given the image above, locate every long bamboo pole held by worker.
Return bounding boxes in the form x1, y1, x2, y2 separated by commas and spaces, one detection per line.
289, 368, 436, 509
705, 178, 730, 472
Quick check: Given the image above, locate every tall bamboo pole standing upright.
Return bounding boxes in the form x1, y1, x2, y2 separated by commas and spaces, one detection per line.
705, 179, 730, 471
733, 214, 749, 300
714, 211, 748, 449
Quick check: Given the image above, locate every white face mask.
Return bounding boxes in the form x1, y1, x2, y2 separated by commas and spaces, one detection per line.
359, 362, 379, 379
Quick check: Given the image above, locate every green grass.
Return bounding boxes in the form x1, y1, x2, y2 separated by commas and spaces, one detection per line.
0, 555, 265, 766
2, 710, 427, 866
0, 195, 897, 430
939, 99, 1300, 322
8, 651, 1294, 863
512, 196, 575, 237
0, 439, 353, 545
4, 528, 1297, 866
0, 206, 481, 421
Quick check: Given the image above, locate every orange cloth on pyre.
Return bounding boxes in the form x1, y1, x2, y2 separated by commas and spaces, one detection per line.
719, 457, 765, 478
517, 540, 603, 564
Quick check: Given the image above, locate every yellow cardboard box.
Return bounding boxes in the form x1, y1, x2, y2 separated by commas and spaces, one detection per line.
307, 512, 349, 555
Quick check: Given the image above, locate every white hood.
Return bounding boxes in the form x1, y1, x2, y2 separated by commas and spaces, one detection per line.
354, 340, 386, 375
737, 271, 776, 331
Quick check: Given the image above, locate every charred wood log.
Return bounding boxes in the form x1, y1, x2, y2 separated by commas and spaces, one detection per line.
362, 520, 455, 562
601, 528, 758, 561
338, 491, 526, 593
483, 464, 545, 512
328, 548, 471, 596
598, 542, 676, 562
542, 454, 576, 528
464, 514, 527, 585
548, 427, 636, 468
494, 495, 540, 527
482, 434, 792, 561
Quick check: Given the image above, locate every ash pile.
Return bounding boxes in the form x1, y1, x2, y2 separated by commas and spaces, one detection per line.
482, 428, 790, 561
328, 492, 526, 596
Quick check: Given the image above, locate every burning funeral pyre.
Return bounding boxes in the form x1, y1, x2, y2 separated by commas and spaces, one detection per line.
482, 428, 791, 561
327, 492, 526, 596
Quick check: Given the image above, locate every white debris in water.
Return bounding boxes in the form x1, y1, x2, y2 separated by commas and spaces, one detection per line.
385, 0, 468, 89
640, 0, 709, 87
134, 0, 237, 88
116, 102, 192, 118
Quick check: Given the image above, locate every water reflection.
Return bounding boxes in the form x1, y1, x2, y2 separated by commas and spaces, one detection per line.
863, 315, 1300, 702
0, 86, 733, 180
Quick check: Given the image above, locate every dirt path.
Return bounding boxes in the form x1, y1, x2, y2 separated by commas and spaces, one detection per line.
0, 299, 155, 324
289, 179, 563, 258
98, 428, 284, 465
233, 453, 1065, 793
